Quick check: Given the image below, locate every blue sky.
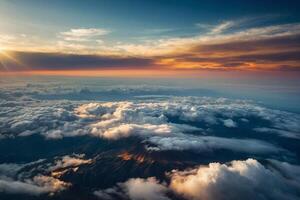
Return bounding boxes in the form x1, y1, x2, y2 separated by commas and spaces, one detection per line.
2, 0, 300, 41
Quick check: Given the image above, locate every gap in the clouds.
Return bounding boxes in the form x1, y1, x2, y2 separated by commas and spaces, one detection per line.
0, 134, 258, 165
59, 141, 260, 190
166, 114, 278, 140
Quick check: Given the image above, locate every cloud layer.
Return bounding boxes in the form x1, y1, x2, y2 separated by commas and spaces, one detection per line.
2, 94, 299, 155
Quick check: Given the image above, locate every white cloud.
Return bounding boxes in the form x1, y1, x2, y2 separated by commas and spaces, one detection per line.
169, 159, 300, 200
0, 154, 92, 195
210, 21, 236, 35
0, 175, 70, 195
147, 135, 280, 154
0, 100, 88, 139
49, 154, 92, 171
0, 176, 69, 195
123, 178, 170, 200
94, 177, 170, 200
223, 119, 237, 128
60, 28, 110, 42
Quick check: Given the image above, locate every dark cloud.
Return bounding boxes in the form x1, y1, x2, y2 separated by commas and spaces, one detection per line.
192, 34, 300, 54
274, 65, 300, 71
0, 51, 155, 71
168, 50, 300, 69
232, 50, 300, 62
156, 34, 300, 70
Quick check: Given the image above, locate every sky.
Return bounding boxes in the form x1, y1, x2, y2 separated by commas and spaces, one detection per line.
0, 0, 300, 73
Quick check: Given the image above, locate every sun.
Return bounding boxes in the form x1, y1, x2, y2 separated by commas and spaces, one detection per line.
0, 48, 27, 70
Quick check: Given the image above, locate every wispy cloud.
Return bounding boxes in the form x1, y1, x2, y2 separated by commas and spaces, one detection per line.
209, 21, 236, 34
196, 20, 236, 35
59, 28, 110, 42
142, 28, 174, 34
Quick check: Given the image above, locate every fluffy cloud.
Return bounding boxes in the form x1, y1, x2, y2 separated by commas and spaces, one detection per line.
95, 159, 300, 200
75, 98, 294, 154
0, 175, 70, 196
123, 178, 170, 200
169, 159, 300, 200
0, 154, 92, 195
223, 119, 237, 128
49, 154, 93, 171
0, 175, 69, 195
94, 177, 170, 200
0, 98, 89, 139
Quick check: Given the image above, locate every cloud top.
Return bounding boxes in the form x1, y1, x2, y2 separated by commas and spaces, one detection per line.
2, 95, 299, 155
